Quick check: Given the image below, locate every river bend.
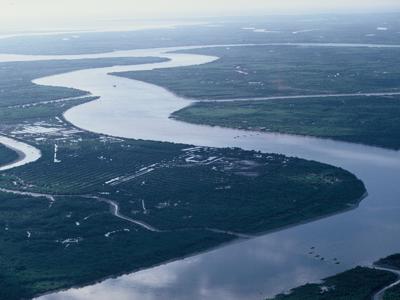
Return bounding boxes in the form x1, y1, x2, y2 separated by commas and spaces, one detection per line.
0, 44, 399, 299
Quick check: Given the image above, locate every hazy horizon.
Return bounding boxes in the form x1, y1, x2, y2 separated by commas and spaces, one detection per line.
2, 0, 400, 32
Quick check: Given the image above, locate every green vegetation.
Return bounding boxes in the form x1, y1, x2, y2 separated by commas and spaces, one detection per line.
0, 144, 19, 167
0, 137, 365, 234
0, 192, 228, 299
172, 96, 400, 149
268, 267, 397, 300
383, 285, 400, 300
377, 254, 400, 270
0, 96, 97, 124
267, 254, 400, 300
118, 46, 400, 99
376, 254, 400, 300
0, 134, 366, 298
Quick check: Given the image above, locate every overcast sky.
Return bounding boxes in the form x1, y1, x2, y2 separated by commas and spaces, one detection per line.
2, 0, 400, 31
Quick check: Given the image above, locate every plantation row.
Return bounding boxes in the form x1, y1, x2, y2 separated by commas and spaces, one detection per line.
1, 138, 183, 194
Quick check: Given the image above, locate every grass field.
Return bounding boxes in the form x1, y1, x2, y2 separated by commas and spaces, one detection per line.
118, 46, 400, 100
172, 96, 400, 149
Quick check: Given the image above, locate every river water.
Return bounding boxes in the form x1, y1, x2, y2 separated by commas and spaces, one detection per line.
0, 44, 399, 299
0, 135, 41, 171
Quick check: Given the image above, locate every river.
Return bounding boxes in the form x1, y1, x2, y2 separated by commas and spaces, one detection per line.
0, 135, 41, 171
0, 44, 399, 299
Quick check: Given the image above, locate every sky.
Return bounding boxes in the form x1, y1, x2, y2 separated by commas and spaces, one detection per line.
1, 0, 400, 32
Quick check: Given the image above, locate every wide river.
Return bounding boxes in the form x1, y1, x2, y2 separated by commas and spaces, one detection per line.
1, 44, 399, 299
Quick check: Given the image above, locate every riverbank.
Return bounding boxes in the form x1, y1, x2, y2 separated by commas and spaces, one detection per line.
267, 266, 397, 300
267, 254, 400, 300
171, 95, 400, 150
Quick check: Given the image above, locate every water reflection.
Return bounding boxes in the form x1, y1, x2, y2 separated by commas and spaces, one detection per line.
41, 171, 399, 300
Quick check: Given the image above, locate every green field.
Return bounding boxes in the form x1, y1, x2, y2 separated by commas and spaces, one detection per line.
267, 267, 397, 300
172, 96, 400, 149
118, 46, 400, 100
